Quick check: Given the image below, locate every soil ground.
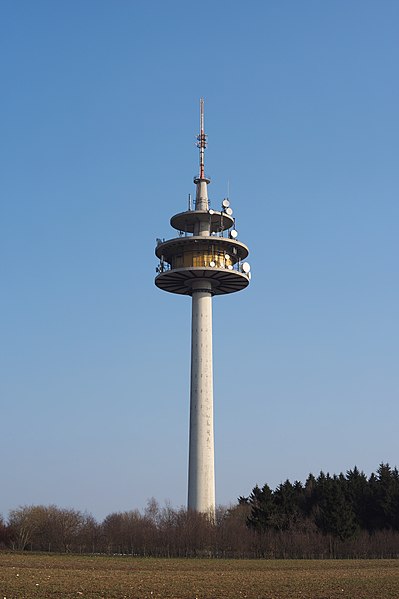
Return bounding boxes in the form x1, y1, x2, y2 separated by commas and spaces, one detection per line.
1, 553, 398, 599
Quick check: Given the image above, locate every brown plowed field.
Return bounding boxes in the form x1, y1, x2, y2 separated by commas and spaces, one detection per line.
1, 553, 398, 599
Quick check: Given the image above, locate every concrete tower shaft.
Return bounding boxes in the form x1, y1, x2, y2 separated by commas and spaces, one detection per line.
188, 280, 215, 512
155, 100, 251, 518
194, 179, 210, 217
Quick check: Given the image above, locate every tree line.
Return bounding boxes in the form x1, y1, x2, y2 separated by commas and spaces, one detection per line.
1, 464, 399, 558
241, 463, 399, 557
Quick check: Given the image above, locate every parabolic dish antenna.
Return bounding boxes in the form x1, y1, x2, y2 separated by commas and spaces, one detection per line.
242, 262, 251, 273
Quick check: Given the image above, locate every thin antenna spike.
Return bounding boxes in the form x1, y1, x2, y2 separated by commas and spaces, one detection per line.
196, 97, 207, 179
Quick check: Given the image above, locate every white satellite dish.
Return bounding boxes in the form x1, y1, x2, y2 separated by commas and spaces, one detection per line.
227, 264, 233, 270
224, 253, 230, 260
210, 261, 216, 267
222, 199, 230, 208
209, 209, 214, 215
242, 262, 251, 273
225, 207, 233, 216
230, 229, 238, 239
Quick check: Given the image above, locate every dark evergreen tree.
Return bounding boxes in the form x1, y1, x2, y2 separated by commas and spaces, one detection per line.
313, 473, 357, 541
247, 484, 275, 533
375, 463, 399, 530
390, 467, 399, 531
273, 480, 301, 531
346, 466, 372, 530
303, 473, 317, 518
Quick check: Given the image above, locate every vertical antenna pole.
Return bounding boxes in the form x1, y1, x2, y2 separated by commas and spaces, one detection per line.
197, 98, 207, 179
200, 98, 205, 179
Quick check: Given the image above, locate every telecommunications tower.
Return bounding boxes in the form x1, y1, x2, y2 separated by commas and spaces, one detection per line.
155, 99, 251, 517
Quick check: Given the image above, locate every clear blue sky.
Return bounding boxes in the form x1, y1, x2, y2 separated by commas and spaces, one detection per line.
1, 0, 398, 521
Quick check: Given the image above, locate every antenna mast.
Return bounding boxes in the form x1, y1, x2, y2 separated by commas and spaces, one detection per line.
196, 98, 207, 179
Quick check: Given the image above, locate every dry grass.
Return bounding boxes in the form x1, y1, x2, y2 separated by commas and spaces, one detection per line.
0, 553, 398, 599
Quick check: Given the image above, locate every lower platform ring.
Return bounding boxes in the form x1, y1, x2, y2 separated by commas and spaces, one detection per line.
155, 267, 249, 296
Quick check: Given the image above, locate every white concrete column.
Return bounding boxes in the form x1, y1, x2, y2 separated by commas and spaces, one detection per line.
195, 180, 209, 212
194, 179, 211, 236
188, 279, 215, 518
